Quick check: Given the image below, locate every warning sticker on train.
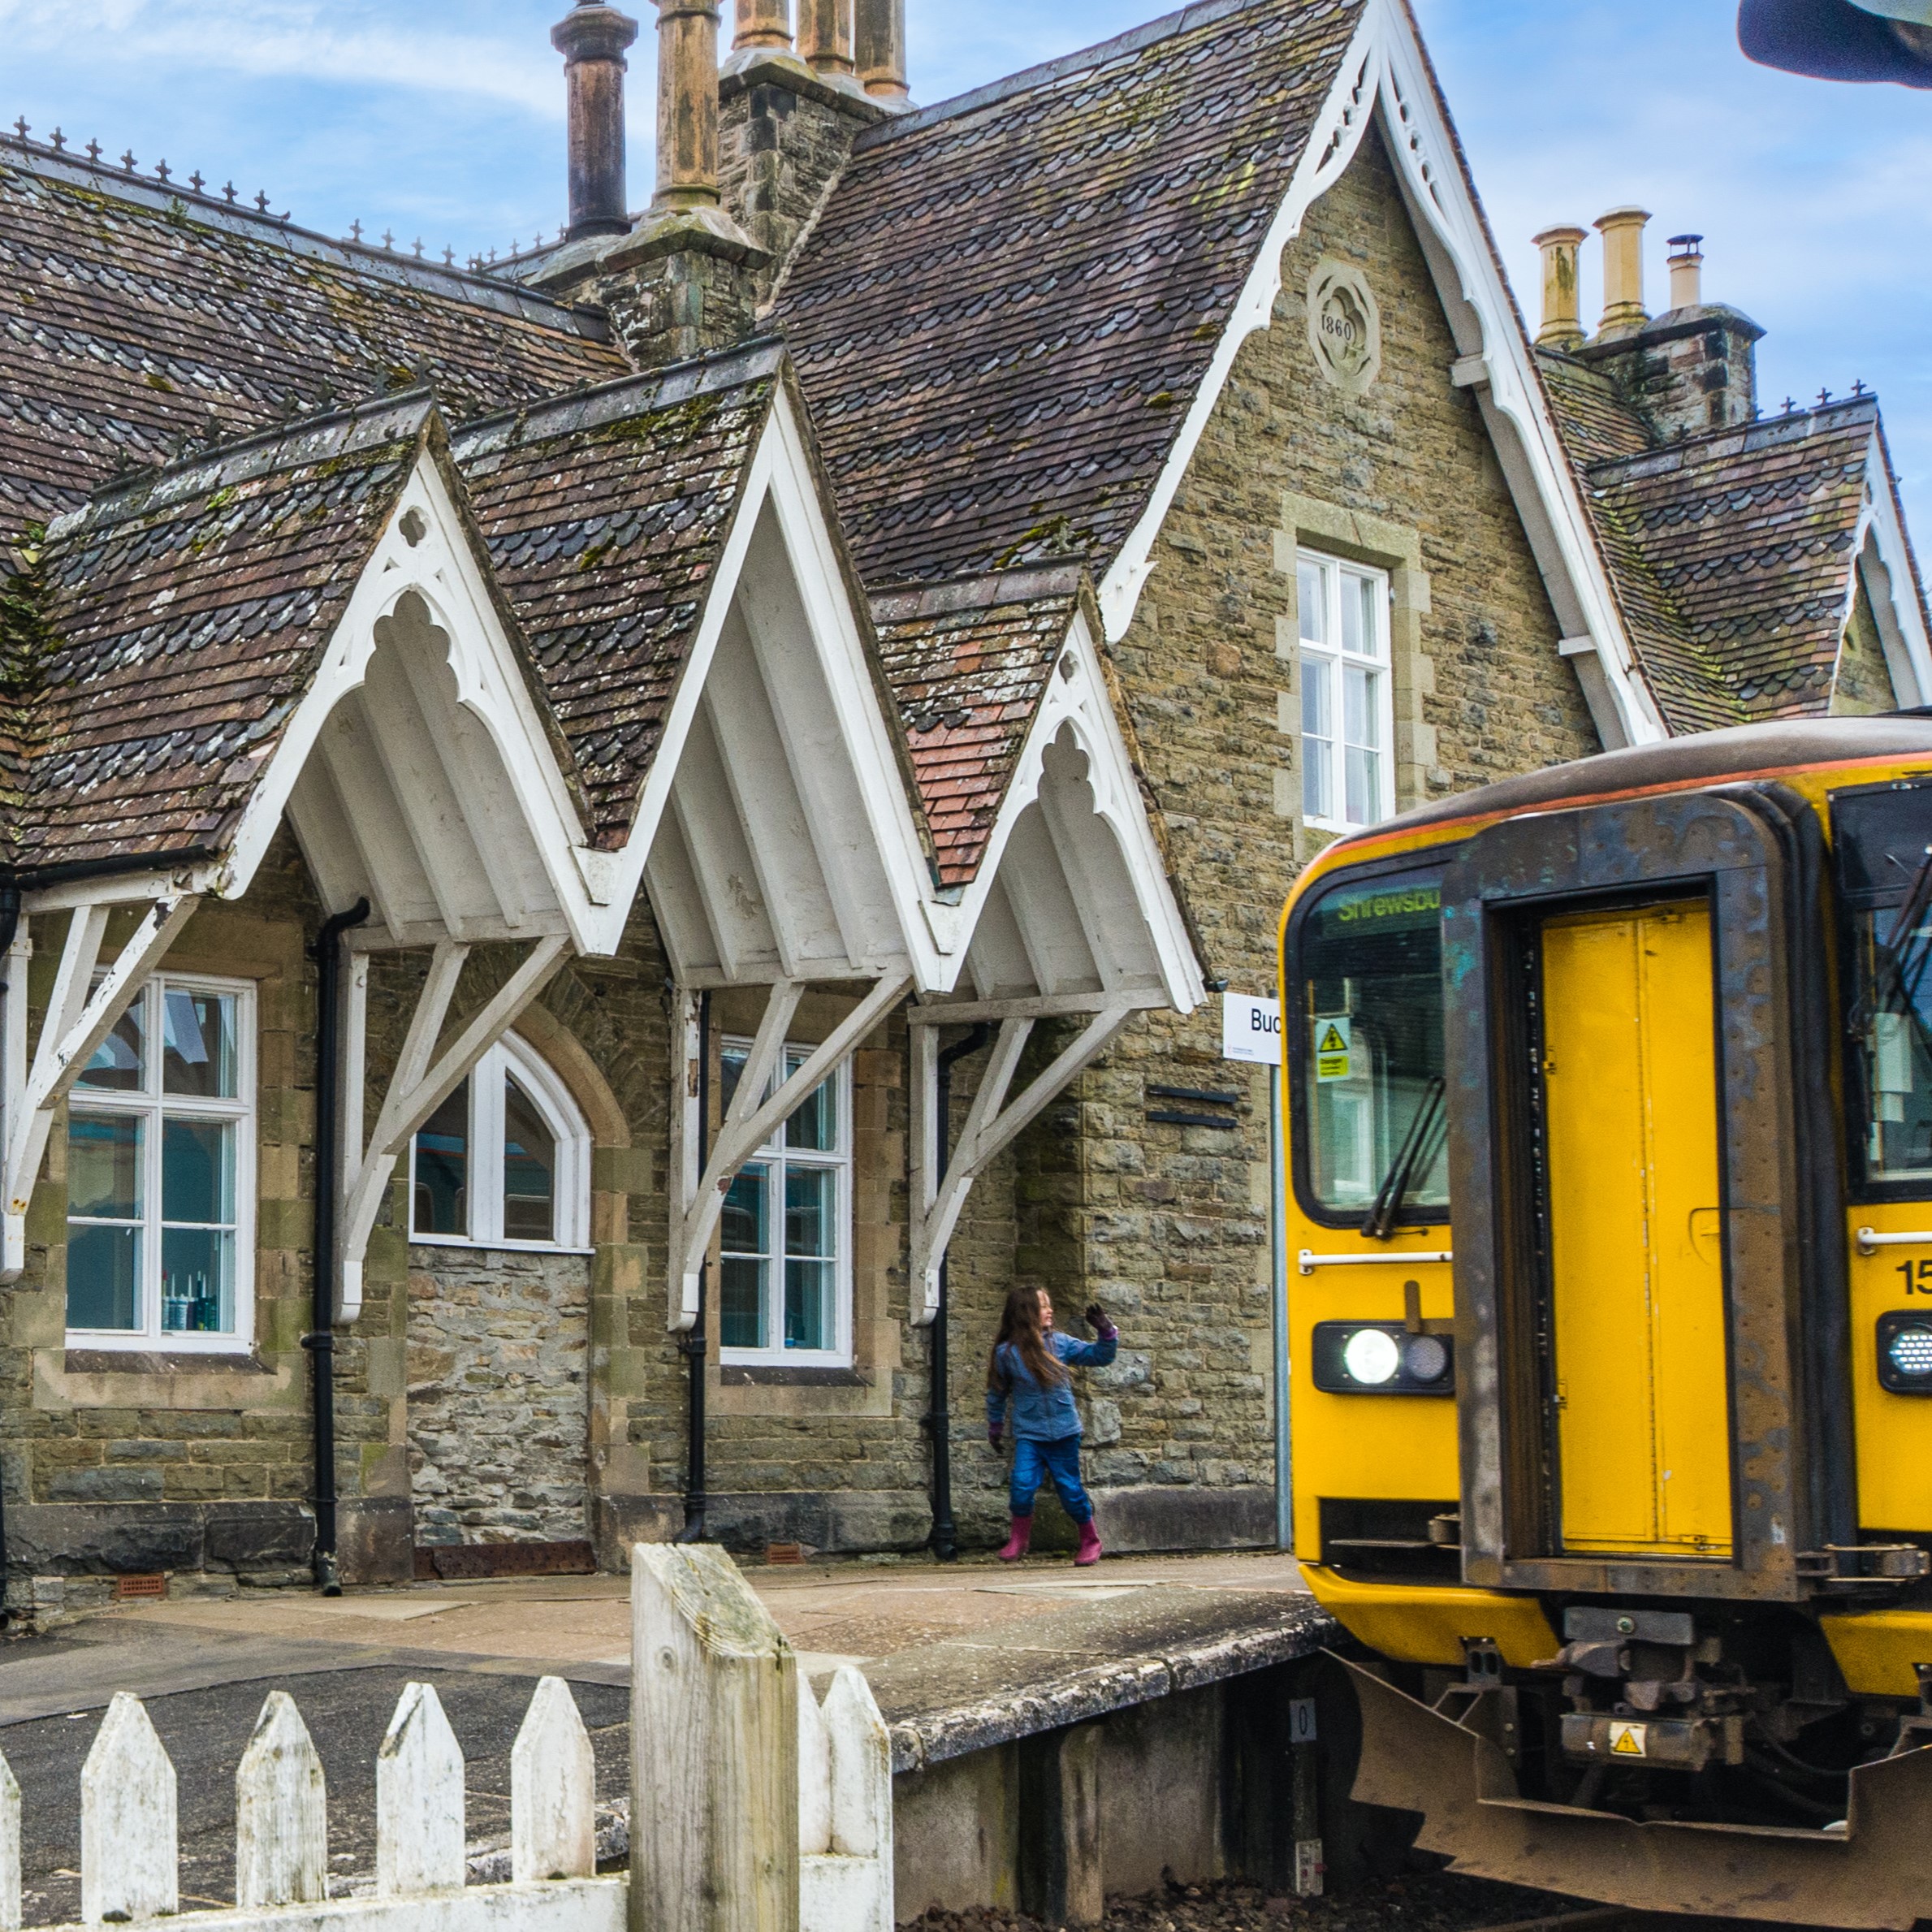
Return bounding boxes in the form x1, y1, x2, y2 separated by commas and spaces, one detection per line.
1609, 1722, 1647, 1758
1316, 1018, 1352, 1082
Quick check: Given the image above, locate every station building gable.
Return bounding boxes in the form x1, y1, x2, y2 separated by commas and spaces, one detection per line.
0, 0, 1926, 1593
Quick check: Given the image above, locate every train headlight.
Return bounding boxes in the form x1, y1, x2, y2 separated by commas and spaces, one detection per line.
1313, 1321, 1456, 1396
1879, 1312, 1932, 1394
1342, 1329, 1402, 1385
1403, 1334, 1451, 1385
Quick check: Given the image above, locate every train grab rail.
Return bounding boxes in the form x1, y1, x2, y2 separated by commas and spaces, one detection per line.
1856, 1226, 1932, 1254
1299, 1248, 1452, 1276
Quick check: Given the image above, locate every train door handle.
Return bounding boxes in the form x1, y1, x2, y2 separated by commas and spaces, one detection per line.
1688, 1207, 1722, 1260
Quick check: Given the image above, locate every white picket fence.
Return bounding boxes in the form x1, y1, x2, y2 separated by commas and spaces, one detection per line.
0, 1545, 892, 1932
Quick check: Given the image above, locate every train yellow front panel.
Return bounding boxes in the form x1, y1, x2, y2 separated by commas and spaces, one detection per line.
1846, 1204, 1932, 1534
1544, 902, 1732, 1557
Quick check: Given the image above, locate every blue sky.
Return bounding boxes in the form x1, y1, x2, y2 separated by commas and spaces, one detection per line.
5, 0, 1929, 534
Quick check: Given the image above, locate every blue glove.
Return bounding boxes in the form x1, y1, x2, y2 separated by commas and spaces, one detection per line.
989, 1422, 1003, 1449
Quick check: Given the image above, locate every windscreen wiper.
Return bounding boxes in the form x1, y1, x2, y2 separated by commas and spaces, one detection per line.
1361, 1074, 1446, 1241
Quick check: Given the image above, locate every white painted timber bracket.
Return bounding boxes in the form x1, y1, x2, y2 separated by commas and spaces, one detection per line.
336, 934, 571, 1322
910, 998, 1140, 1325
668, 975, 911, 1329
1, 897, 201, 1282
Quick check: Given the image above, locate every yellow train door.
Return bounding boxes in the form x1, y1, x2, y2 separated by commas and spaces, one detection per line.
1542, 901, 1734, 1557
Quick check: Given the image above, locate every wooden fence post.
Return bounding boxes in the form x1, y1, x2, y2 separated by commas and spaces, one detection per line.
800, 1667, 894, 1932
797, 1670, 832, 1858
823, 1667, 891, 1865
378, 1681, 466, 1896
513, 1675, 597, 1883
236, 1691, 329, 1908
630, 1543, 799, 1932
81, 1692, 177, 1926
0, 1743, 18, 1932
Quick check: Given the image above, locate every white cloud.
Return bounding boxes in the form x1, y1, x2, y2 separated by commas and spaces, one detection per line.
0, 0, 560, 115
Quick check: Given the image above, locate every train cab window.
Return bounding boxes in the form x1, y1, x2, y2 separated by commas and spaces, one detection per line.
1295, 867, 1448, 1221
1835, 782, 1932, 1185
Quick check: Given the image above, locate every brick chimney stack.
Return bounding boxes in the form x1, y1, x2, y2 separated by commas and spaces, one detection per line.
535, 0, 765, 370
732, 0, 795, 56
854, 0, 909, 102
1532, 225, 1588, 352
716, 0, 891, 294
797, 0, 859, 86
1595, 206, 1651, 337
654, 0, 727, 214
552, 3, 642, 240
1558, 217, 1765, 444
1667, 234, 1705, 311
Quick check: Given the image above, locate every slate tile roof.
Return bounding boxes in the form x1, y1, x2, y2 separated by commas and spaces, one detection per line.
1, 339, 790, 876
772, 0, 1368, 588
1586, 399, 1878, 725
15, 396, 429, 871
871, 567, 1086, 887
452, 344, 783, 849
0, 138, 625, 549
1541, 342, 1883, 733
1537, 355, 1652, 469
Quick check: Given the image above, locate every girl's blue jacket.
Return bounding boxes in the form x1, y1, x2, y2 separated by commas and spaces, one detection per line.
986, 1328, 1118, 1441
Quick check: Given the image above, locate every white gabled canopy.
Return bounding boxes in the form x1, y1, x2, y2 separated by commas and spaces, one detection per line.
904, 601, 1205, 1324
644, 504, 926, 989
6, 383, 1210, 1327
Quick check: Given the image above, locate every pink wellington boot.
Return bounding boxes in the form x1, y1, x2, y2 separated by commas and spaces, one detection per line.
1074, 1519, 1103, 1567
996, 1515, 1033, 1562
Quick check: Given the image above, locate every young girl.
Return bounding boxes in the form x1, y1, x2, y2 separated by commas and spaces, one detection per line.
985, 1284, 1119, 1566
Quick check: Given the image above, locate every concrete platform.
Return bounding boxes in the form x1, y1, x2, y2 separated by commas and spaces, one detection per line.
0, 1551, 1334, 1924
0, 1548, 1322, 1732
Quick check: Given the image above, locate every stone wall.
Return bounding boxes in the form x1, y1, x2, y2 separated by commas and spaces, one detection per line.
406, 1245, 593, 1546
3, 828, 334, 1611
978, 123, 1603, 1550
1834, 576, 1900, 715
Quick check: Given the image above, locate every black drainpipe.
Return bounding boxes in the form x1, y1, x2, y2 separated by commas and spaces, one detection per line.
677, 990, 713, 1542
0, 875, 22, 1626
927, 1023, 992, 1563
306, 898, 370, 1596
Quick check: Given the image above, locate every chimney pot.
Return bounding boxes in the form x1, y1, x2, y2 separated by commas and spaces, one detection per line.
1532, 224, 1588, 351
1594, 205, 1651, 335
552, 3, 642, 240
854, 0, 908, 101
733, 0, 793, 54
654, 0, 724, 213
1666, 233, 1705, 312
797, 0, 856, 80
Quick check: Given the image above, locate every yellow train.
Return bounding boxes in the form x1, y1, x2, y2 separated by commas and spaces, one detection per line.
1277, 718, 1932, 1928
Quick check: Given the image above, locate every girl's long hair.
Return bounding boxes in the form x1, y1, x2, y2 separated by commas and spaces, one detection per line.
988, 1284, 1067, 1391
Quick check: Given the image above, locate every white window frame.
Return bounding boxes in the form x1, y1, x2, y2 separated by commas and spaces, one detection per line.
1298, 549, 1396, 833
717, 1039, 854, 1369
408, 1031, 592, 1254
65, 972, 257, 1355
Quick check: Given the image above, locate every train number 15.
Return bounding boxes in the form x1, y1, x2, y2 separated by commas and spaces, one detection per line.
1896, 1259, 1932, 1295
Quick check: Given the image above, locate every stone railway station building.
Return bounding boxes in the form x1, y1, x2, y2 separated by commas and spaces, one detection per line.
0, 0, 1924, 1602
